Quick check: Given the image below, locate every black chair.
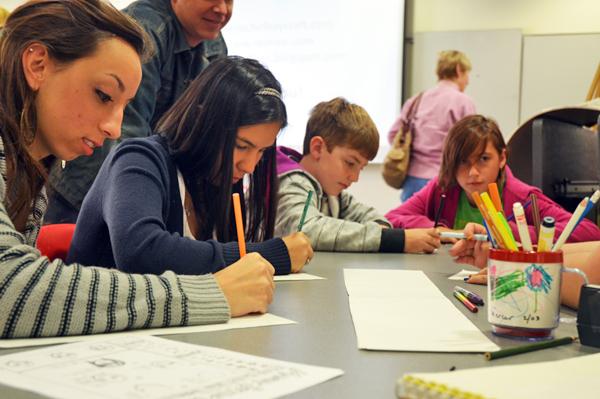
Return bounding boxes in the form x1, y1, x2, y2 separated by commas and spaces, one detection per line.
508, 109, 600, 224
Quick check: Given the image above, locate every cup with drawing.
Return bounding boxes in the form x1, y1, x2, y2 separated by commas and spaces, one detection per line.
487, 249, 588, 340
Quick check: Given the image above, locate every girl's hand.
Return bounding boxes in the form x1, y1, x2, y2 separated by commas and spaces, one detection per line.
465, 268, 488, 285
436, 227, 459, 244
449, 223, 490, 269
214, 253, 275, 317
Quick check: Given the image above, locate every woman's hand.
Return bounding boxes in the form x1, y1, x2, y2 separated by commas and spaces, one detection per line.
404, 228, 441, 254
448, 223, 490, 269
214, 253, 275, 317
465, 268, 488, 285
282, 232, 314, 273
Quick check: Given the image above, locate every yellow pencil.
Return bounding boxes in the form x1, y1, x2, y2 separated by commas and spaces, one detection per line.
481, 193, 517, 251
472, 191, 506, 249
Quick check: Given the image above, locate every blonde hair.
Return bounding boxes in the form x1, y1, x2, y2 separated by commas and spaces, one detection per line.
0, 7, 9, 27
436, 50, 471, 80
303, 97, 379, 160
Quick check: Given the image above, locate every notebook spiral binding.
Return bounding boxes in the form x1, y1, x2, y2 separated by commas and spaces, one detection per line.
398, 375, 487, 399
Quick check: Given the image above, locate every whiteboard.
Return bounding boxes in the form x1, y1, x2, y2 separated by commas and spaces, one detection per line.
520, 33, 600, 124
224, 0, 404, 161
410, 30, 522, 141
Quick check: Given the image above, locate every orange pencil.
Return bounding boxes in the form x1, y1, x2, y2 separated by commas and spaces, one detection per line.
488, 183, 504, 216
232, 193, 246, 258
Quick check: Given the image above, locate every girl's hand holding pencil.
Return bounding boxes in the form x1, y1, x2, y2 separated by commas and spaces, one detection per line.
449, 223, 490, 269
214, 252, 275, 317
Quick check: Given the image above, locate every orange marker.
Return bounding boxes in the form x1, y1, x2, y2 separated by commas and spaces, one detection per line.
488, 182, 503, 216
232, 193, 246, 258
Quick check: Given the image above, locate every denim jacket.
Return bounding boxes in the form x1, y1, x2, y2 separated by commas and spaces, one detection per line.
48, 0, 227, 209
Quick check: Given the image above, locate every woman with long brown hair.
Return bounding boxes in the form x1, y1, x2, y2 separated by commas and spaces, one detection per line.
0, 0, 274, 338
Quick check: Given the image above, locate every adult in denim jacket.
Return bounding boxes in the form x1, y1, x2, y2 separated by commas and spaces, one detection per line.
46, 0, 231, 223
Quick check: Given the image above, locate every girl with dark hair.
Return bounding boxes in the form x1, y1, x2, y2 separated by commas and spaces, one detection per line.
385, 115, 600, 244
68, 56, 313, 277
0, 0, 275, 338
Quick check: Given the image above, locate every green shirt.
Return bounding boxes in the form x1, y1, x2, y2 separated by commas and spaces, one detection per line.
453, 181, 505, 230
453, 190, 484, 230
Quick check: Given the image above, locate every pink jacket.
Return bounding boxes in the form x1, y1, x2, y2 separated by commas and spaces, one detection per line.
385, 166, 600, 244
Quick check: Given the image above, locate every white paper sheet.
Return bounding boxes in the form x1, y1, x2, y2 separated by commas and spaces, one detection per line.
344, 269, 499, 352
0, 335, 343, 399
398, 353, 600, 399
274, 273, 324, 281
448, 269, 479, 281
0, 313, 295, 349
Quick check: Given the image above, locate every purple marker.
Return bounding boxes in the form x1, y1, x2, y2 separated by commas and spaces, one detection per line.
454, 286, 484, 306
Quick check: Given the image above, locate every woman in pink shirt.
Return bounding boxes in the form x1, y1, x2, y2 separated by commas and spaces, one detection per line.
388, 50, 476, 202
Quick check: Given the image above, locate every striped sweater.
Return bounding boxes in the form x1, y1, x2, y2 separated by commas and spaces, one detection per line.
0, 138, 230, 338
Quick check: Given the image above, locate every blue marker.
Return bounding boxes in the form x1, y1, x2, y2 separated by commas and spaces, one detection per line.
576, 190, 600, 226
483, 220, 498, 248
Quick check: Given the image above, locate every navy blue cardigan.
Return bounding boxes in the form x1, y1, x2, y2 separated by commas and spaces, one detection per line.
67, 136, 291, 275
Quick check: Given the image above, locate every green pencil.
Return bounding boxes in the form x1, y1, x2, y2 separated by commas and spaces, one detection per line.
297, 190, 313, 231
485, 336, 576, 360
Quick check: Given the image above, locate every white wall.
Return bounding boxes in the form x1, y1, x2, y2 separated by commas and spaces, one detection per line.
412, 0, 600, 35
3, 0, 23, 11
520, 33, 600, 122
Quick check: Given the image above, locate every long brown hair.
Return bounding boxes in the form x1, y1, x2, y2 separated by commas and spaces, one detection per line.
438, 115, 506, 191
0, 0, 150, 231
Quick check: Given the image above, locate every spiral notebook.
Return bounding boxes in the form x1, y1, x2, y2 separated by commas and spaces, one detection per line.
396, 353, 600, 399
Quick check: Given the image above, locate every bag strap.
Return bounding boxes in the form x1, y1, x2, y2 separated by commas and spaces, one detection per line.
398, 92, 424, 141
405, 92, 424, 129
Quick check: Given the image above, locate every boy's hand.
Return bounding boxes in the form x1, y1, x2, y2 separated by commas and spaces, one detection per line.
404, 228, 441, 254
282, 232, 314, 273
214, 253, 275, 317
448, 223, 489, 269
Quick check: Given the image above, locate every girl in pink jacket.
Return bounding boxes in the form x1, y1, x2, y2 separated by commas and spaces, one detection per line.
385, 115, 600, 244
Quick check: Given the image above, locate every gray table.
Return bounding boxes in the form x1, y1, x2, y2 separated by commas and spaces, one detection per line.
1, 248, 598, 398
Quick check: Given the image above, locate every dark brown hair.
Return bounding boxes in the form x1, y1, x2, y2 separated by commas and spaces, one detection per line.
157, 56, 286, 242
303, 97, 379, 160
438, 115, 506, 191
0, 0, 150, 231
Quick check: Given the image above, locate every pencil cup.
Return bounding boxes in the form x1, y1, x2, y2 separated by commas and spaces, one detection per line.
487, 249, 588, 341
